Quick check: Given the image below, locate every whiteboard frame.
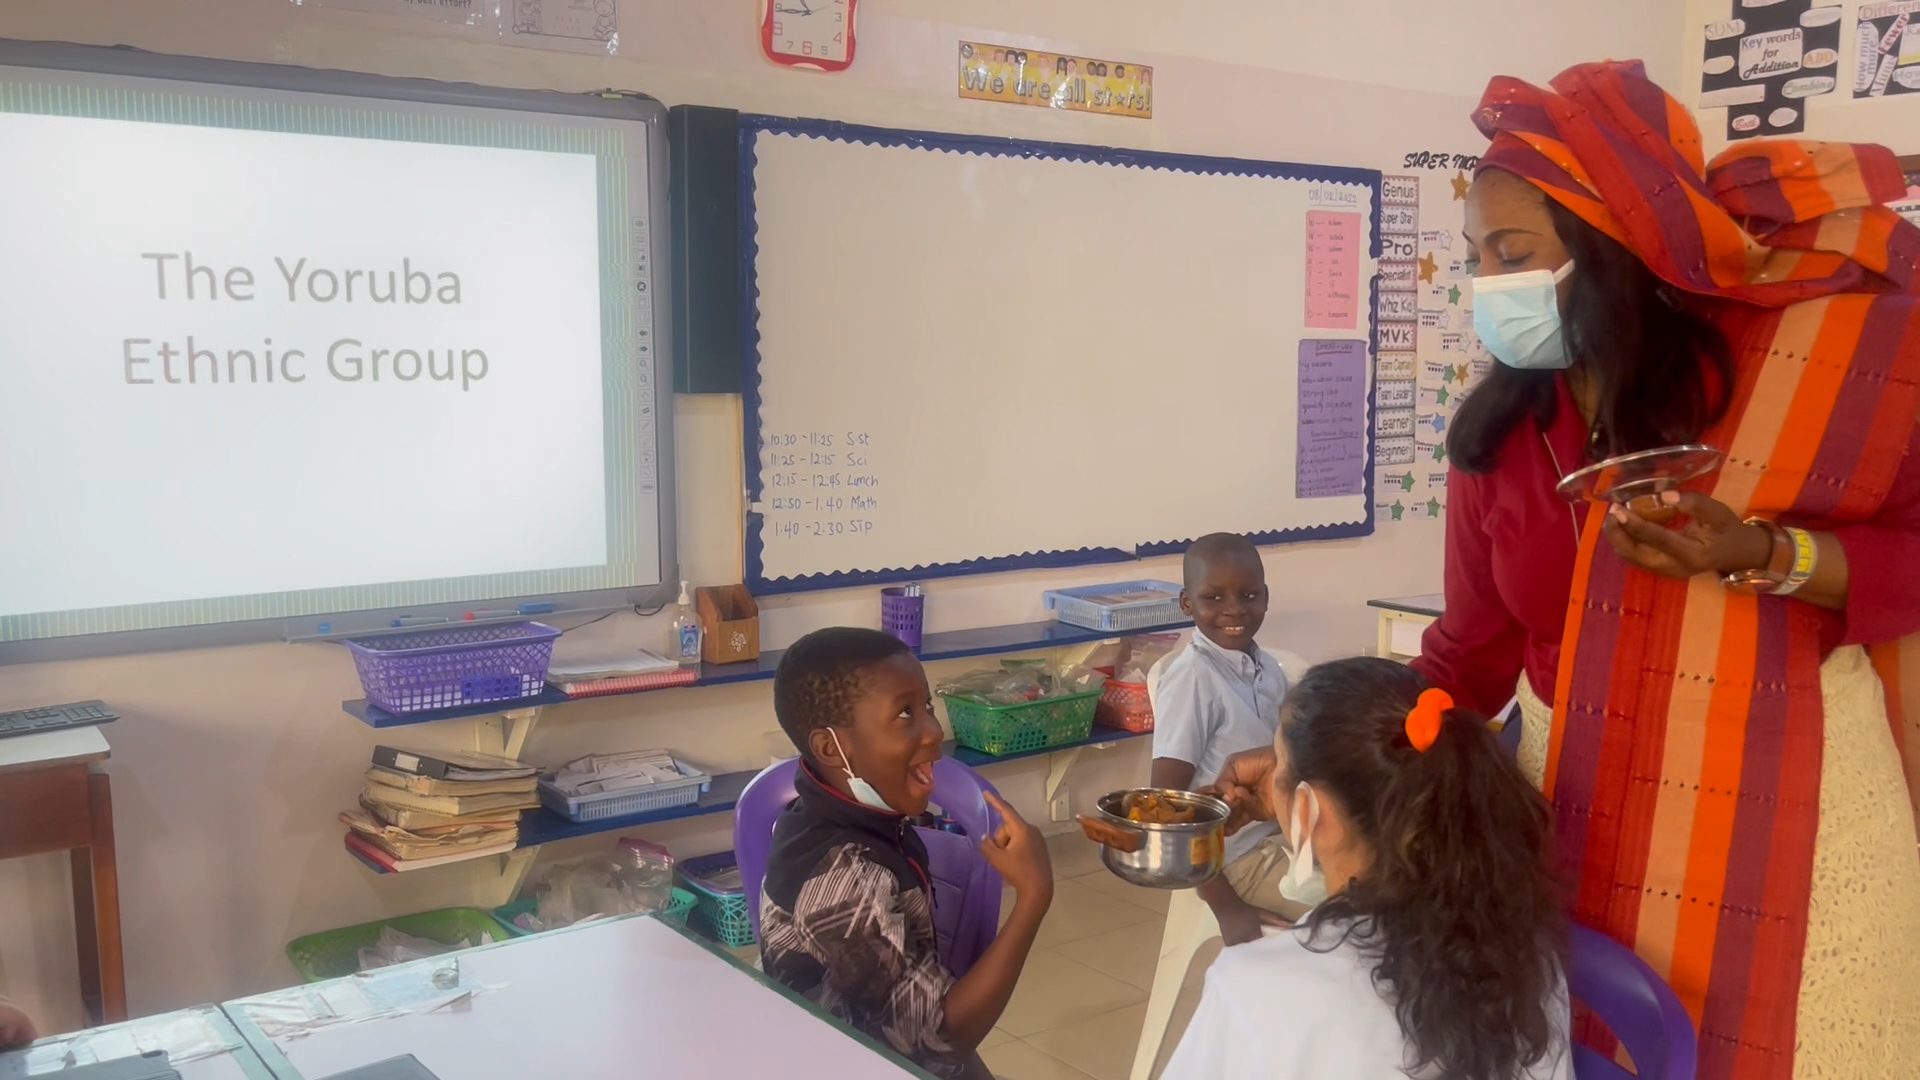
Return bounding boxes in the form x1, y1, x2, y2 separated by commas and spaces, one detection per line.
0, 38, 677, 663
739, 115, 1381, 594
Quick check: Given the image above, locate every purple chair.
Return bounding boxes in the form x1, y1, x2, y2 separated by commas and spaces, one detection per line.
1567, 924, 1698, 1080
734, 756, 1005, 976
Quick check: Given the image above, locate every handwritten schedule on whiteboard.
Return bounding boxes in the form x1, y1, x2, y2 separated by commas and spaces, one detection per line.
759, 430, 881, 545
743, 117, 1380, 591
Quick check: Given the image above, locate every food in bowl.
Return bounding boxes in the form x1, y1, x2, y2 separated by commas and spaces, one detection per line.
1124, 791, 1198, 825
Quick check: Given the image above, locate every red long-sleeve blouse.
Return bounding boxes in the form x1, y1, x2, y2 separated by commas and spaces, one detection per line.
1410, 370, 1920, 718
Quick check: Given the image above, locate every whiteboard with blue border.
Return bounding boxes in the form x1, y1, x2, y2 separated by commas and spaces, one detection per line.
742, 116, 1381, 594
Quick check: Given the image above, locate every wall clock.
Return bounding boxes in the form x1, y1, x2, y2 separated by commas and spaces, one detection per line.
761, 0, 857, 72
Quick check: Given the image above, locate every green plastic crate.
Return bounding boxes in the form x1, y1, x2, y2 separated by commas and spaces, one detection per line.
678, 852, 755, 949
285, 907, 511, 983
942, 687, 1101, 756
491, 888, 696, 937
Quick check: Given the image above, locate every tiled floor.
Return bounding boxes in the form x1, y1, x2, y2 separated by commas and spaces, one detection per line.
981, 832, 1179, 1080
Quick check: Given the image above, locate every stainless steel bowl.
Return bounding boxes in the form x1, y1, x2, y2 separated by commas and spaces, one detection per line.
1091, 788, 1230, 889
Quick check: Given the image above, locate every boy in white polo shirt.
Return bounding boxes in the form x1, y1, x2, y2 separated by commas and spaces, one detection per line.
1149, 532, 1305, 945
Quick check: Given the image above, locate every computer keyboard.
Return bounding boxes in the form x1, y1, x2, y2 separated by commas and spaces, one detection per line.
0, 700, 119, 740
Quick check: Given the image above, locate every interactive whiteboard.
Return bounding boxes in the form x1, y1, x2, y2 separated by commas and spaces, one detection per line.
0, 41, 674, 659
742, 117, 1380, 593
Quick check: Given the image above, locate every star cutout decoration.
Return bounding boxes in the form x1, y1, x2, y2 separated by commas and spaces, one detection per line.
1435, 385, 1451, 406
1432, 442, 1447, 462
1450, 170, 1471, 200
1441, 365, 1457, 385
1447, 284, 1462, 306
1427, 497, 1443, 517
1454, 363, 1471, 384
1389, 500, 1406, 521
1417, 252, 1439, 284
1431, 413, 1447, 433
1397, 472, 1416, 491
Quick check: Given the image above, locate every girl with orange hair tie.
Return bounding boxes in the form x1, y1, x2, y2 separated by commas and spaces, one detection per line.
1411, 59, 1920, 1078
1164, 657, 1570, 1080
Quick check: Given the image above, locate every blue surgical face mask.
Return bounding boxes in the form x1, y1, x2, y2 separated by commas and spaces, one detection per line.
1279, 781, 1330, 908
827, 727, 898, 813
1472, 261, 1576, 371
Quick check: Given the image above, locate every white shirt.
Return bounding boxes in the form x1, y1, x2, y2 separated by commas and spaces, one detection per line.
1162, 924, 1573, 1080
1149, 632, 1287, 862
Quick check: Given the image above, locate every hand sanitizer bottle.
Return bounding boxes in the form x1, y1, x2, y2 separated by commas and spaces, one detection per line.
669, 581, 703, 666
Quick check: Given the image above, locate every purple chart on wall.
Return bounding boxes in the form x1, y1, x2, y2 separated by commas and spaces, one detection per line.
1699, 0, 1841, 139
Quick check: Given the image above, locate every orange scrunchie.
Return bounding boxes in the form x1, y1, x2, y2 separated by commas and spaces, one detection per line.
1405, 688, 1453, 753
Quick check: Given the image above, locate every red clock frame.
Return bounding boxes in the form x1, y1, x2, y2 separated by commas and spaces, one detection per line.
760, 0, 857, 73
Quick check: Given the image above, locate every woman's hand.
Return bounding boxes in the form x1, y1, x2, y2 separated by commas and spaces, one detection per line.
1202, 747, 1278, 835
1603, 491, 1772, 580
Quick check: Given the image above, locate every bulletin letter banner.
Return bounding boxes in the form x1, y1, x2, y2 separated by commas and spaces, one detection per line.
957, 42, 1153, 118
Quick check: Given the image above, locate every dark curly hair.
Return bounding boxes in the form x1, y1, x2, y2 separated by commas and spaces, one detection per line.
1282, 657, 1563, 1080
773, 626, 912, 763
1447, 189, 1733, 474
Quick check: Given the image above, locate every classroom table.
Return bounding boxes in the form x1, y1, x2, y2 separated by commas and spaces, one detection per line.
0, 1004, 275, 1079
221, 915, 932, 1080
1367, 593, 1445, 661
0, 726, 126, 1025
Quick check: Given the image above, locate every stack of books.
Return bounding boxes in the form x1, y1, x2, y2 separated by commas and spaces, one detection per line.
546, 648, 696, 698
341, 747, 539, 872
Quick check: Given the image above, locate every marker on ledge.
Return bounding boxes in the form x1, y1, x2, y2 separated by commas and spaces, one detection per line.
518, 602, 555, 615
391, 616, 450, 628
466, 609, 518, 621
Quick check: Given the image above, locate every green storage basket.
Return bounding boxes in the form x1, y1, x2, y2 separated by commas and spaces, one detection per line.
678, 852, 755, 949
490, 888, 696, 937
942, 687, 1102, 756
285, 907, 511, 983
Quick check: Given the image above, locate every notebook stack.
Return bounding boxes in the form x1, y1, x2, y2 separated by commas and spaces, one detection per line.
341, 747, 539, 871
546, 648, 696, 697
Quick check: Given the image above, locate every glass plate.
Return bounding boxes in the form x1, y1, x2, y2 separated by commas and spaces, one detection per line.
1554, 444, 1724, 504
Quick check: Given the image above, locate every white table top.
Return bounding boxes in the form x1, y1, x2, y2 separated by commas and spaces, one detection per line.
226, 916, 924, 1080
0, 726, 110, 776
0, 1004, 271, 1080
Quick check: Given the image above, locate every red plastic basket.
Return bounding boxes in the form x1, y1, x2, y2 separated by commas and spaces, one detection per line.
1097, 680, 1154, 733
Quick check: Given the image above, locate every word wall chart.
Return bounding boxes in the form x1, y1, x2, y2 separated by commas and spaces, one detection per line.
1373, 157, 1487, 524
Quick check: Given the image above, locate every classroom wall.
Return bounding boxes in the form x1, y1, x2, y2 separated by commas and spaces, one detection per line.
1682, 0, 1920, 157
0, 0, 1688, 1032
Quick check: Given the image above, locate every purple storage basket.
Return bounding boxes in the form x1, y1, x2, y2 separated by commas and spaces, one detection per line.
881, 587, 924, 649
346, 621, 561, 714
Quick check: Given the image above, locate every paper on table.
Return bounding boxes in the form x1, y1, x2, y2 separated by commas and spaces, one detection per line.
235, 963, 504, 1040
8, 1009, 241, 1072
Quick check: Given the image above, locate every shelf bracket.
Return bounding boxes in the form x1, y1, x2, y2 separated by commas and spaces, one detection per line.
1042, 734, 1131, 822
470, 847, 540, 910
475, 708, 541, 761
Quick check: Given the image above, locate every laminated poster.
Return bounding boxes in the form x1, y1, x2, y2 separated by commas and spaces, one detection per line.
503, 0, 620, 54
1854, 2, 1920, 98
291, 0, 492, 24
957, 43, 1151, 118
1372, 158, 1486, 524
1699, 0, 1840, 137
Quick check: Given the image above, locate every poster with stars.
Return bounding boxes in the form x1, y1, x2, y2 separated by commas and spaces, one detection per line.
1373, 160, 1487, 524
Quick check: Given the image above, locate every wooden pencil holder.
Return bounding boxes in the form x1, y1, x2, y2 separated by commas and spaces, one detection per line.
696, 585, 760, 664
